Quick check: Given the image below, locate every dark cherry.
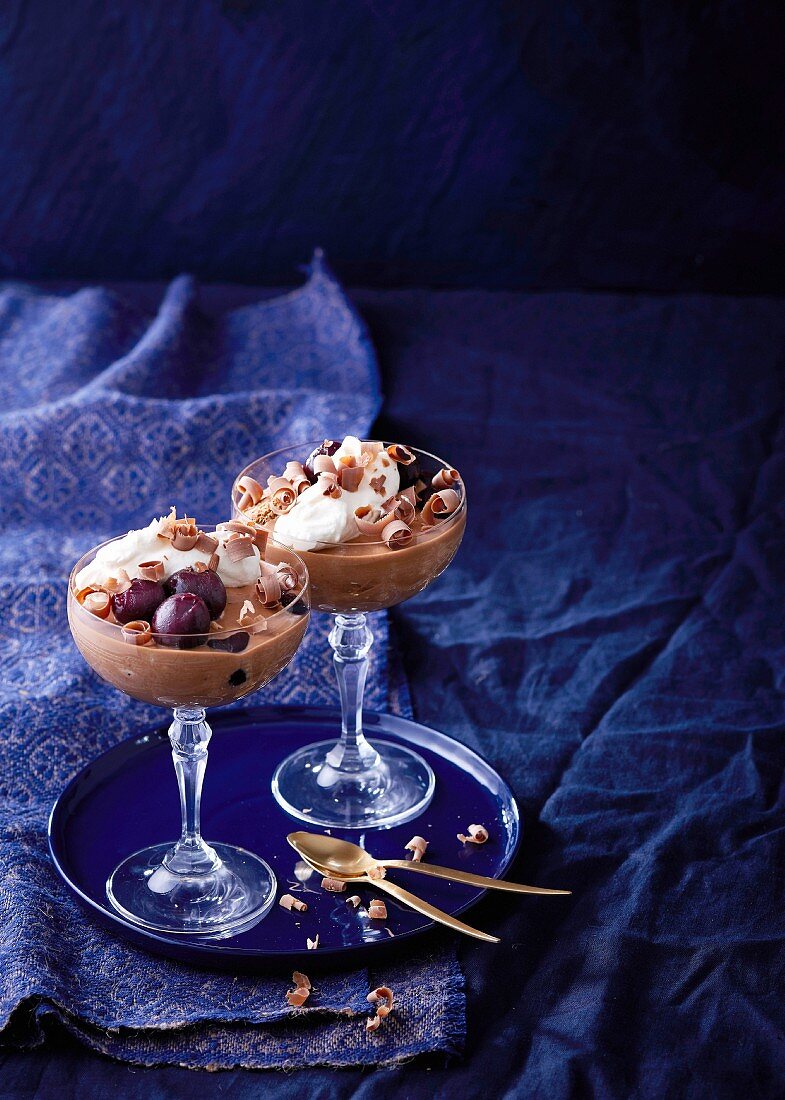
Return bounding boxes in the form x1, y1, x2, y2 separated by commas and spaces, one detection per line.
164, 567, 227, 620
304, 439, 341, 480
207, 631, 250, 654
280, 590, 308, 616
111, 579, 166, 625
151, 593, 211, 649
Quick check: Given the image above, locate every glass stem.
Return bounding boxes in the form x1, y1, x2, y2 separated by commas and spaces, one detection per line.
164, 706, 220, 876
326, 613, 380, 772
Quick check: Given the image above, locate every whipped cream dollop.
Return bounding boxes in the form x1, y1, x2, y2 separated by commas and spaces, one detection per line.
273, 436, 401, 552
75, 518, 261, 590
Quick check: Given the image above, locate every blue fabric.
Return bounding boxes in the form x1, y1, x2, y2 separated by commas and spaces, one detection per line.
2, 285, 785, 1096
0, 1, 782, 294
0, 257, 464, 1069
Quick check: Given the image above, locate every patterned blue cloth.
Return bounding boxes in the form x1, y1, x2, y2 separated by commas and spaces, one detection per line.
0, 254, 464, 1068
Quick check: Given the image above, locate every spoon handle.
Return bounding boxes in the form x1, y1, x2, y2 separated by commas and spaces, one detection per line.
361, 876, 500, 943
381, 860, 571, 896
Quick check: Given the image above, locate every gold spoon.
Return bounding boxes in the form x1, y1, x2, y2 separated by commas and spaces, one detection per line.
290, 844, 499, 943
288, 832, 571, 897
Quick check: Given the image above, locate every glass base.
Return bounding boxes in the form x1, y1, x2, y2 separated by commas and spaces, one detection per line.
272, 738, 435, 829
106, 842, 277, 937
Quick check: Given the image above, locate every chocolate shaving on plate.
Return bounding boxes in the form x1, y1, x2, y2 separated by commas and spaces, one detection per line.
404, 835, 429, 862
457, 823, 489, 844
368, 899, 387, 919
321, 876, 347, 893
279, 894, 308, 912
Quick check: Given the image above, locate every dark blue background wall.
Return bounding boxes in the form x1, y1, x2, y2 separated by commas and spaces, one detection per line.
1, 0, 782, 290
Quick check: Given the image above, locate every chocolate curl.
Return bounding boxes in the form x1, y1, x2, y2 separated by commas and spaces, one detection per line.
275, 562, 300, 592
347, 895, 362, 908
284, 461, 311, 494
238, 599, 256, 625
157, 506, 178, 540
321, 474, 342, 500
367, 986, 394, 1016
268, 476, 297, 515
257, 573, 282, 606
137, 560, 165, 583
458, 823, 489, 844
386, 443, 416, 465
286, 986, 310, 1007
225, 533, 256, 562
279, 894, 308, 912
361, 441, 383, 458
392, 494, 416, 525
172, 521, 199, 550
321, 876, 346, 893
121, 619, 153, 646
404, 835, 429, 862
191, 561, 209, 574
432, 467, 461, 491
75, 584, 100, 605
235, 475, 263, 508
208, 552, 220, 571
220, 520, 256, 537
382, 520, 413, 551
306, 935, 319, 951
354, 506, 398, 537
195, 531, 219, 554
339, 465, 365, 492
368, 899, 387, 919
99, 570, 131, 594
312, 454, 337, 475
421, 488, 461, 527
83, 591, 111, 619
251, 524, 268, 553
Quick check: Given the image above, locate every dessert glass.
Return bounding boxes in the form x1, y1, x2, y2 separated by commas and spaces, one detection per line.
232, 442, 466, 829
68, 530, 310, 937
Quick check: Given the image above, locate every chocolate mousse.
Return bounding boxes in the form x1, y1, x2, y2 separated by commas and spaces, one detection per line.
69, 511, 309, 708
233, 438, 465, 612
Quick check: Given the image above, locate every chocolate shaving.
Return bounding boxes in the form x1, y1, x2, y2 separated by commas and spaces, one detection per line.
137, 560, 165, 582
293, 971, 311, 990
238, 599, 256, 625
235, 475, 263, 507
421, 488, 461, 527
279, 894, 308, 912
267, 476, 297, 514
284, 460, 311, 494
321, 876, 347, 893
432, 467, 461, 491
257, 573, 282, 606
366, 1014, 382, 1032
354, 507, 398, 537
404, 835, 429, 862
347, 895, 362, 908
75, 584, 100, 605
83, 591, 111, 618
339, 464, 365, 492
121, 619, 153, 646
369, 475, 387, 496
99, 570, 131, 594
322, 477, 342, 499
386, 443, 416, 465
208, 552, 219, 571
224, 534, 256, 562
286, 986, 310, 1008
191, 560, 208, 574
368, 899, 387, 919
392, 494, 416, 525
157, 507, 178, 540
275, 562, 300, 592
457, 823, 489, 845
313, 454, 337, 475
368, 865, 386, 881
361, 441, 383, 458
172, 521, 199, 551
306, 935, 319, 950
220, 520, 256, 537
382, 519, 413, 550
195, 531, 219, 554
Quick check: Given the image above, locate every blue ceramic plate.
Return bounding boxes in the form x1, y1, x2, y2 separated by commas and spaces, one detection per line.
49, 707, 520, 969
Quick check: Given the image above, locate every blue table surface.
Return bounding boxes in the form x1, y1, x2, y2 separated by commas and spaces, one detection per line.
3, 284, 785, 1098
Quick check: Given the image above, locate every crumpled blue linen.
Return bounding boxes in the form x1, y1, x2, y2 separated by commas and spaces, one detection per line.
0, 254, 464, 1069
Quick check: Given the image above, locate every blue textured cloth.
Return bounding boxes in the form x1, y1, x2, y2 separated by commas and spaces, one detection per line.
0, 256, 464, 1069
